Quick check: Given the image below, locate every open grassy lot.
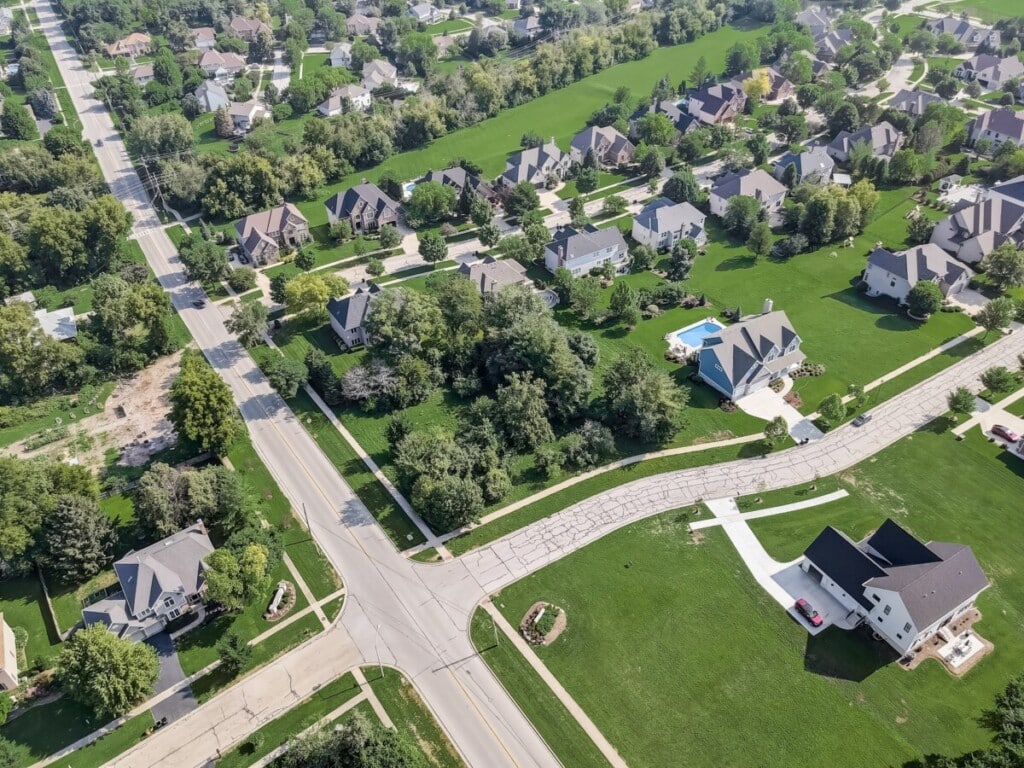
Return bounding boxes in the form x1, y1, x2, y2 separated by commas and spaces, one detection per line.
486, 425, 1024, 768
364, 667, 463, 768
40, 711, 155, 768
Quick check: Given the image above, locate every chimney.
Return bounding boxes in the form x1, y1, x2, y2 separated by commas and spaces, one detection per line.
762, 298, 773, 314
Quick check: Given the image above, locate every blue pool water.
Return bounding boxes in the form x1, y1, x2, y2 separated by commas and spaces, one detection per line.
675, 321, 724, 348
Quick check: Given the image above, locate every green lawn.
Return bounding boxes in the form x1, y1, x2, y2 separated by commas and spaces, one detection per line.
40, 711, 155, 768
486, 425, 1024, 768
364, 667, 463, 768
215, 672, 360, 768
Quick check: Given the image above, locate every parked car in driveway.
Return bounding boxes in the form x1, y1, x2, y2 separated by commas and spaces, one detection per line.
795, 598, 823, 627
991, 424, 1020, 443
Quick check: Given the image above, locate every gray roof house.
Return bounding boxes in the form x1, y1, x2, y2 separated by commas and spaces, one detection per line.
967, 108, 1024, 149
862, 244, 974, 305
327, 283, 381, 349
802, 519, 989, 656
631, 197, 707, 249
82, 524, 214, 642
194, 81, 230, 113
773, 147, 834, 185
927, 14, 1000, 50
826, 120, 905, 163
929, 194, 1024, 265
569, 125, 636, 167
543, 224, 628, 276
458, 256, 530, 295
325, 182, 400, 232
500, 140, 571, 188
709, 168, 788, 218
889, 89, 944, 117
954, 54, 1024, 90
697, 309, 804, 401
234, 203, 311, 265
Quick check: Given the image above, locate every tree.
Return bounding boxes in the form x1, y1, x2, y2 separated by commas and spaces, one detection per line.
38, 496, 115, 584
662, 169, 701, 204
947, 386, 975, 417
976, 296, 1015, 335
609, 281, 638, 326
602, 348, 686, 442
1, 101, 37, 141
981, 365, 1017, 394
723, 196, 762, 239
170, 351, 241, 456
407, 181, 456, 224
378, 225, 401, 249
818, 393, 845, 426
204, 544, 271, 611
763, 415, 787, 447
505, 182, 540, 218
226, 301, 268, 347
216, 633, 252, 677
276, 711, 424, 768
983, 243, 1024, 292
284, 273, 349, 319
493, 373, 553, 451
570, 276, 601, 319
412, 474, 484, 531
746, 221, 772, 261
907, 280, 943, 317
263, 354, 308, 398
57, 625, 158, 719
418, 230, 448, 264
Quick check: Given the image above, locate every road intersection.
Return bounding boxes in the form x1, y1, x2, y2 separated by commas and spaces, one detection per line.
34, 0, 1024, 765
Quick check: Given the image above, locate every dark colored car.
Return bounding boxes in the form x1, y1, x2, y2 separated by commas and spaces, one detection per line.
852, 413, 872, 427
795, 598, 823, 627
991, 424, 1020, 443
191, 299, 206, 308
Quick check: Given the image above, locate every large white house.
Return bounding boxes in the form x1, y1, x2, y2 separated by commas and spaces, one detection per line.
862, 244, 974, 304
543, 224, 628, 276
802, 519, 989, 657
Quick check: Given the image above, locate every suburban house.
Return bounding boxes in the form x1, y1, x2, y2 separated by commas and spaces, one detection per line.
198, 49, 247, 80
631, 197, 708, 249
889, 89, 944, 117
773, 147, 834, 185
228, 100, 267, 133
697, 307, 804, 400
795, 8, 831, 39
730, 67, 795, 102
827, 120, 905, 163
106, 32, 151, 58
329, 42, 353, 68
500, 140, 572, 188
511, 15, 542, 40
0, 614, 17, 690
802, 519, 989, 657
409, 2, 445, 23
317, 84, 372, 115
131, 63, 154, 85
927, 14, 1000, 50
192, 26, 217, 50
194, 80, 230, 113
328, 284, 381, 349
346, 13, 381, 37
543, 224, 628, 276
458, 256, 530, 295
814, 27, 853, 62
234, 202, 311, 264
362, 59, 399, 91
953, 54, 1024, 90
422, 166, 497, 204
862, 244, 974, 304
34, 307, 77, 341
569, 125, 636, 167
82, 524, 215, 642
228, 15, 272, 42
325, 182, 400, 232
709, 168, 788, 218
684, 82, 746, 125
929, 194, 1024, 265
967, 108, 1024, 149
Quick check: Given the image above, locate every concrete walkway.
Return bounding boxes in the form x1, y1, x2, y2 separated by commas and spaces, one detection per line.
481, 601, 628, 768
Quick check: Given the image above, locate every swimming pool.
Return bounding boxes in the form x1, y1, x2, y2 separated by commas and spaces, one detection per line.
671, 318, 725, 350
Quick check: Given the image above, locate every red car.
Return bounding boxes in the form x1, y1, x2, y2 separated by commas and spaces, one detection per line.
795, 598, 823, 627
991, 424, 1020, 443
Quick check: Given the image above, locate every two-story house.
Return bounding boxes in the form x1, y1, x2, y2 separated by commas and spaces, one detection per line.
802, 519, 989, 657
543, 224, 628, 276
325, 182, 400, 232
82, 524, 215, 642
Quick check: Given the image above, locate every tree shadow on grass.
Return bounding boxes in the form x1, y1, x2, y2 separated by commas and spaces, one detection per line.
803, 625, 897, 682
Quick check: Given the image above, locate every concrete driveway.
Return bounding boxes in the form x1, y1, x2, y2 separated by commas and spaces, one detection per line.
146, 632, 196, 724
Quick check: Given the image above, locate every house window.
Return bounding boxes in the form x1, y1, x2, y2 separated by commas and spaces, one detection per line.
883, 605, 892, 615
904, 622, 912, 633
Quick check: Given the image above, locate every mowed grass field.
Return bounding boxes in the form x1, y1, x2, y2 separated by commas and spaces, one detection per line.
488, 425, 1024, 768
